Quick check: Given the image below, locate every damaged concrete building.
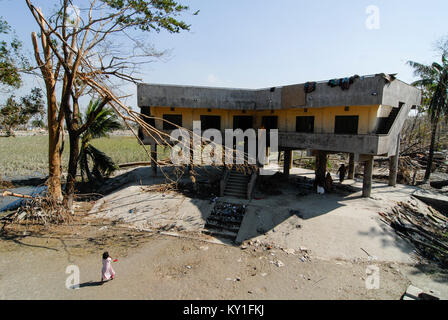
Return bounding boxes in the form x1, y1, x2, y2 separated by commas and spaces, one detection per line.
137, 73, 421, 198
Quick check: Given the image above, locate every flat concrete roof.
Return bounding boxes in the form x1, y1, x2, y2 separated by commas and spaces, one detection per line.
138, 73, 421, 111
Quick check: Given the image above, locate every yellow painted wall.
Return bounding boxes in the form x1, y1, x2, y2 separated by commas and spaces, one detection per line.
150, 105, 381, 134
285, 105, 380, 134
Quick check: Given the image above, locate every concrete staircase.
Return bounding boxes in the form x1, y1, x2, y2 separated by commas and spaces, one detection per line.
376, 107, 400, 134
223, 168, 250, 198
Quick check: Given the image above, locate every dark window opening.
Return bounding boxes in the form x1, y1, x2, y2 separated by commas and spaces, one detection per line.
262, 116, 278, 147
163, 114, 182, 130
140, 106, 155, 127
335, 116, 358, 134
200, 115, 221, 131
233, 116, 253, 131
261, 116, 278, 130
296, 116, 315, 133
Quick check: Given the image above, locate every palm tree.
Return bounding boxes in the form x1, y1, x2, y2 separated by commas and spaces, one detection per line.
408, 54, 448, 181
78, 99, 122, 183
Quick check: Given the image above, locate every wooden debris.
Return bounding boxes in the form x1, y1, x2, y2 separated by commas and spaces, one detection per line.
1, 195, 73, 225
1, 191, 34, 199
380, 201, 448, 267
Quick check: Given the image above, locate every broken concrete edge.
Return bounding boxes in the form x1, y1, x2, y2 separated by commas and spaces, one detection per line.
402, 285, 441, 300
412, 189, 448, 210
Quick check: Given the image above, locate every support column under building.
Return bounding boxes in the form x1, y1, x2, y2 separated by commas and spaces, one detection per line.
283, 149, 292, 179
362, 155, 374, 198
389, 134, 401, 187
151, 144, 158, 177
348, 153, 355, 180
315, 151, 327, 189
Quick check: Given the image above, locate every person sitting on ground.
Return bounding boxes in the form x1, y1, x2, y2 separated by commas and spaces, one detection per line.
337, 164, 347, 183
325, 172, 333, 193
101, 251, 116, 282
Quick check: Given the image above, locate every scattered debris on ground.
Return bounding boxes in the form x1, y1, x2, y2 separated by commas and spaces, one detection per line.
379, 200, 448, 267
241, 239, 312, 263
0, 177, 14, 189
1, 195, 73, 225
204, 201, 247, 241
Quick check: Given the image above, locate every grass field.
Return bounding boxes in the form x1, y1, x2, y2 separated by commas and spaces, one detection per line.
0, 135, 170, 179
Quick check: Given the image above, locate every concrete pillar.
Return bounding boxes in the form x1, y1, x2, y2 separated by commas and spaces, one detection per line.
283, 149, 292, 178
151, 144, 158, 177
362, 156, 374, 198
389, 134, 401, 187
348, 153, 355, 179
315, 151, 327, 188
290, 150, 294, 169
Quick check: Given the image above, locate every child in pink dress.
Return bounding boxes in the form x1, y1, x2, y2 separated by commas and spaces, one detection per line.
101, 251, 115, 282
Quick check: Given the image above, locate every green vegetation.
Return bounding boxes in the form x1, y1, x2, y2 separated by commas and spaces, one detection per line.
0, 16, 28, 88
0, 88, 45, 136
408, 41, 448, 181
79, 100, 122, 183
0, 135, 169, 179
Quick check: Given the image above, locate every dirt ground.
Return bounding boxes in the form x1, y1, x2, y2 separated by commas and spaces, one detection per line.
0, 221, 410, 300
1, 167, 448, 300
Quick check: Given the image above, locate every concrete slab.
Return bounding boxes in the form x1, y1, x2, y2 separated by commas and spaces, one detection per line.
234, 168, 418, 263
90, 185, 214, 233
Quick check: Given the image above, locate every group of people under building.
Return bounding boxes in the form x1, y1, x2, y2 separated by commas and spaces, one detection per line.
323, 164, 348, 193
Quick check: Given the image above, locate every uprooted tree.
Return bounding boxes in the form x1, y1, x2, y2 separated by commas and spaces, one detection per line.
25, 0, 197, 208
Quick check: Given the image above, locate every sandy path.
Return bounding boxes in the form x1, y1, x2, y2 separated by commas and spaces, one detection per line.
0, 232, 410, 300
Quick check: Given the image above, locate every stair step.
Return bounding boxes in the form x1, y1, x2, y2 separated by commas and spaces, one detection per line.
230, 171, 249, 175
229, 175, 249, 179
228, 179, 249, 184
226, 182, 247, 188
201, 229, 237, 241
224, 192, 246, 198
204, 221, 240, 233
224, 188, 246, 193
227, 180, 248, 185
228, 175, 249, 179
207, 216, 243, 225
226, 187, 247, 192
225, 186, 247, 193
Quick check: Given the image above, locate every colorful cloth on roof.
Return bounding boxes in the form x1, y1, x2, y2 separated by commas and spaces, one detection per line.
304, 82, 317, 93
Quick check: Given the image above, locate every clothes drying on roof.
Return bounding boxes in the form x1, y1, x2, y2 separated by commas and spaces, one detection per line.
304, 82, 317, 93
327, 75, 360, 91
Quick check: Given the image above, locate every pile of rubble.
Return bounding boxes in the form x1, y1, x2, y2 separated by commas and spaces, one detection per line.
379, 200, 448, 267
1, 194, 72, 225
241, 239, 311, 263
203, 202, 247, 241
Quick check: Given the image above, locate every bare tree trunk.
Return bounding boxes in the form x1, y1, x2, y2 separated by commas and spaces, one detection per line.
32, 30, 64, 202
424, 120, 438, 181
64, 132, 80, 208
47, 92, 63, 201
